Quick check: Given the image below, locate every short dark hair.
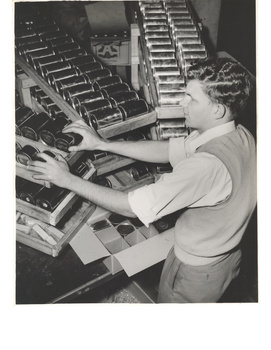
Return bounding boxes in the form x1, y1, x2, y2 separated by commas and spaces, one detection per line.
187, 57, 253, 118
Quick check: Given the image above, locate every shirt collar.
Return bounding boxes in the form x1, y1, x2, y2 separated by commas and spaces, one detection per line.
187, 121, 236, 153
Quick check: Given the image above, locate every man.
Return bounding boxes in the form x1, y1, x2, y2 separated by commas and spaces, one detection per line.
28, 57, 257, 303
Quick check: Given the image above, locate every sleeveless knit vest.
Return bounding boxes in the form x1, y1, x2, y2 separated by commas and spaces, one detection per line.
174, 124, 257, 260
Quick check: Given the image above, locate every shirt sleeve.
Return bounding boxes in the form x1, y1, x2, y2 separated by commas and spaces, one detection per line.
128, 153, 231, 227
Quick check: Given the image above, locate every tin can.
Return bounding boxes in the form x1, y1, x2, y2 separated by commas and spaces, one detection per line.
53, 41, 81, 54
151, 59, 178, 67
68, 55, 96, 67
89, 150, 108, 161
15, 141, 22, 154
119, 99, 149, 120
158, 92, 186, 105
20, 181, 44, 205
117, 223, 135, 238
41, 61, 72, 80
40, 97, 57, 113
158, 82, 186, 93
26, 48, 55, 65
35, 25, 60, 36
47, 36, 74, 47
90, 107, 124, 130
129, 163, 150, 181
149, 44, 175, 52
149, 51, 175, 60
39, 114, 71, 146
93, 75, 122, 91
176, 37, 202, 45
83, 68, 112, 84
20, 112, 52, 141
15, 35, 41, 49
101, 83, 130, 98
48, 105, 63, 119
143, 19, 168, 28
152, 66, 181, 77
108, 213, 126, 226
47, 67, 80, 87
71, 91, 105, 112
156, 74, 185, 84
109, 91, 139, 107
145, 31, 170, 39
16, 145, 40, 165
63, 83, 94, 105
146, 37, 172, 46
15, 28, 36, 39
124, 129, 146, 141
144, 8, 166, 14
17, 41, 48, 56
41, 30, 68, 41
32, 54, 64, 72
35, 90, 47, 102
16, 177, 27, 198
75, 61, 103, 75
174, 30, 199, 39
79, 99, 112, 124
60, 48, 87, 60
16, 106, 36, 134
144, 25, 169, 33
55, 75, 89, 95
144, 14, 167, 20
36, 187, 69, 212
55, 132, 83, 152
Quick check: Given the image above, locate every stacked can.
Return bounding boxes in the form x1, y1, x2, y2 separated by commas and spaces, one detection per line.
139, 1, 186, 106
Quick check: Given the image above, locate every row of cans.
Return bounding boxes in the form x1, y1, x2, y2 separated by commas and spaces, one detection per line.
16, 19, 151, 131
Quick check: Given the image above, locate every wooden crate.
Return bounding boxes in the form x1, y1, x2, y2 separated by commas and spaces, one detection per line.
16, 162, 96, 226
16, 200, 96, 257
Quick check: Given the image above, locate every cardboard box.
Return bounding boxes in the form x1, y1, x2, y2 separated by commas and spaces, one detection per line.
70, 208, 174, 276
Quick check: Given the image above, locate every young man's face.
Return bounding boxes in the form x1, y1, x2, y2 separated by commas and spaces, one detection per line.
180, 79, 217, 134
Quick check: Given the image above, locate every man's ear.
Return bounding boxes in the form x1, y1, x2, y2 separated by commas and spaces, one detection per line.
214, 104, 227, 120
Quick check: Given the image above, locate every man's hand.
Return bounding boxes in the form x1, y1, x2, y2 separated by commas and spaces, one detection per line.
27, 153, 72, 188
62, 120, 106, 152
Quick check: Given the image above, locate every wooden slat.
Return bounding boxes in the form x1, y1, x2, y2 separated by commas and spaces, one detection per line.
93, 154, 136, 176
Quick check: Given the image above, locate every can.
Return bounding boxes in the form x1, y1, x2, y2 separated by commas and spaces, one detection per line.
84, 68, 112, 84
16, 177, 27, 198
144, 25, 169, 33
117, 223, 135, 238
144, 14, 167, 20
15, 35, 41, 49
41, 30, 68, 41
93, 176, 112, 188
47, 67, 80, 87
89, 150, 108, 161
53, 41, 81, 54
16, 145, 40, 165
176, 37, 202, 45
16, 106, 36, 134
39, 114, 71, 146
109, 91, 139, 107
156, 74, 185, 84
20, 112, 51, 141
146, 37, 172, 46
152, 66, 181, 77
145, 31, 170, 39
149, 51, 175, 60
48, 105, 63, 119
108, 213, 126, 226
93, 75, 122, 91
26, 48, 55, 65
20, 181, 45, 205
32, 54, 64, 72
41, 61, 72, 80
55, 75, 89, 95
47, 36, 74, 47
17, 41, 48, 56
149, 44, 175, 52
143, 19, 168, 28
35, 90, 47, 103
68, 55, 97, 67
182, 51, 207, 60
129, 163, 150, 181
119, 99, 149, 120
124, 129, 146, 141
60, 48, 87, 60
101, 82, 130, 98
158, 82, 186, 93
36, 187, 69, 212
79, 99, 112, 124
75, 61, 103, 75
158, 92, 186, 105
90, 107, 124, 130
71, 91, 105, 112
143, 8, 166, 14
35, 24, 60, 36
54, 132, 83, 152
151, 58, 178, 67
169, 18, 193, 26
15, 28, 36, 39
62, 83, 94, 105
70, 159, 90, 178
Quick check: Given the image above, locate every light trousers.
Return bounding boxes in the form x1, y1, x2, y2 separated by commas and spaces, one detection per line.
158, 247, 241, 303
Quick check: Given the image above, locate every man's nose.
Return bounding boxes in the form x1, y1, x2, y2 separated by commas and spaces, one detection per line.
179, 95, 191, 108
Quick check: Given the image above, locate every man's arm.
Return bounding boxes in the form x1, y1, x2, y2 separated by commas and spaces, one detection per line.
63, 120, 170, 164
27, 153, 136, 217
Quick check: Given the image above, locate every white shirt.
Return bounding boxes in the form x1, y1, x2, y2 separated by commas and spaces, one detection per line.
128, 121, 235, 227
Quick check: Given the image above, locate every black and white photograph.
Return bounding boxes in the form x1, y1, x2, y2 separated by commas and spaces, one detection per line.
6, 0, 269, 348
